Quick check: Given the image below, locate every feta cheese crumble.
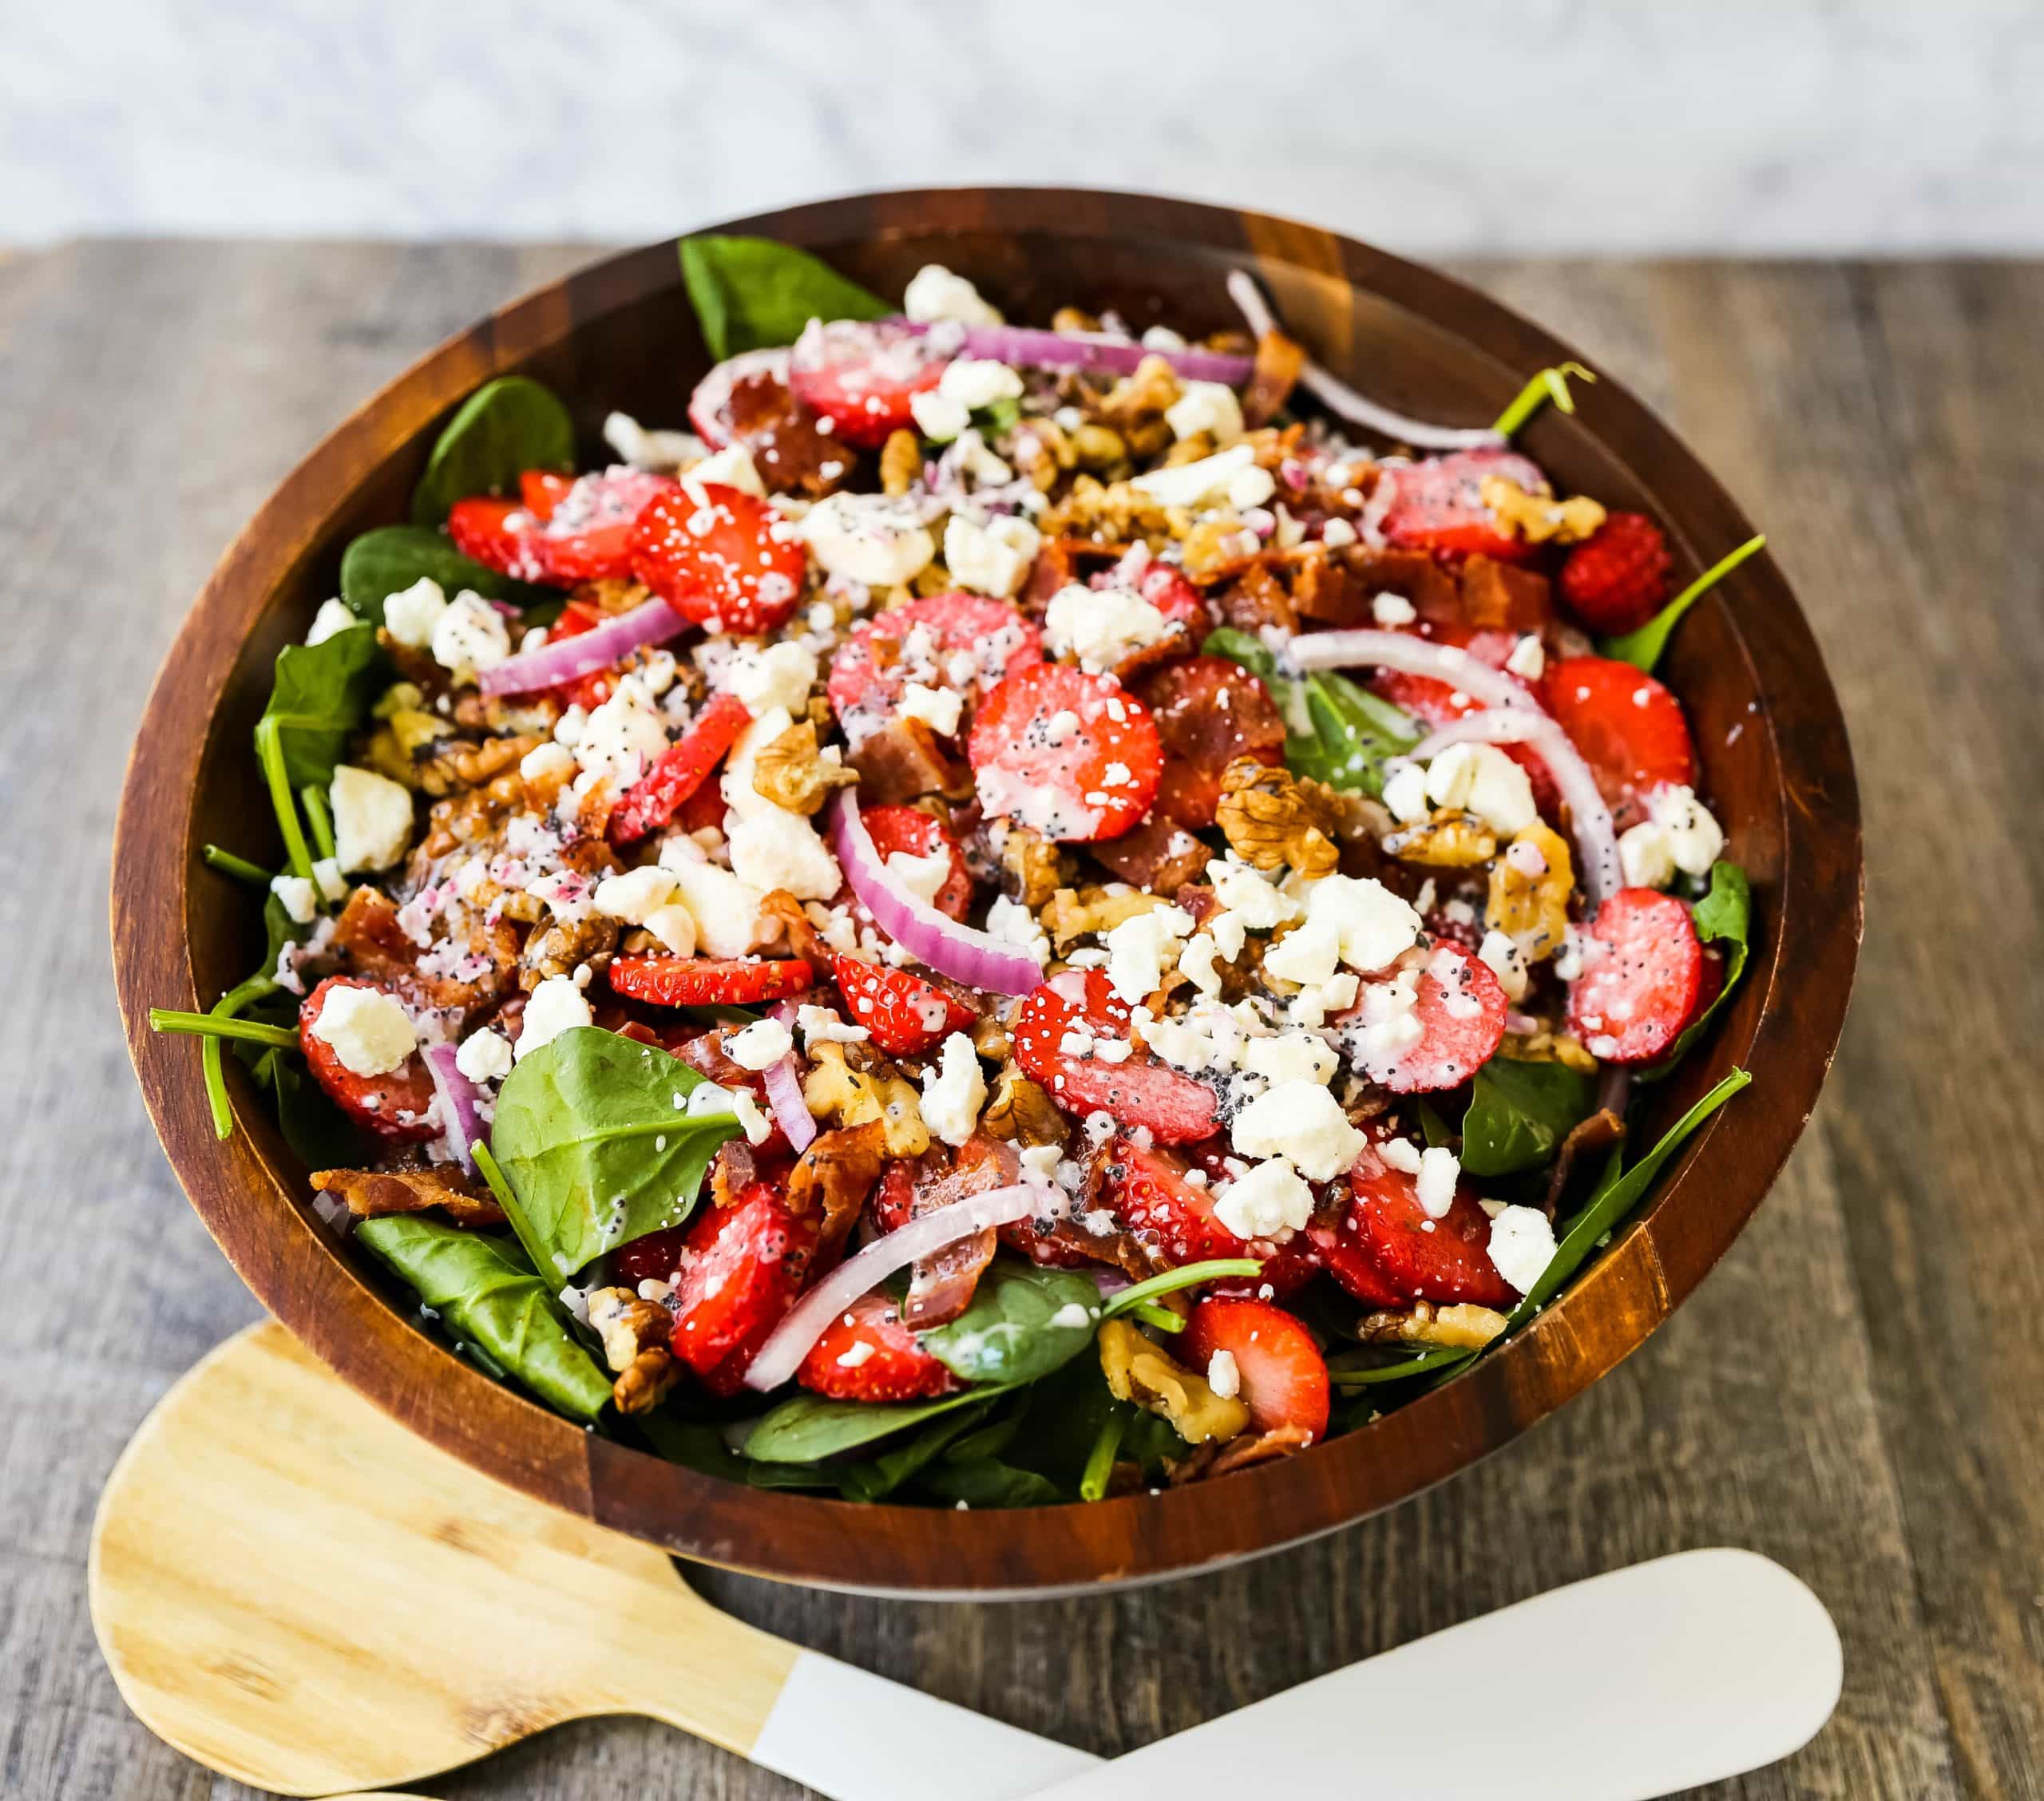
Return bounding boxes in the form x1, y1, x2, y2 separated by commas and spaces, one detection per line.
310, 984, 417, 1077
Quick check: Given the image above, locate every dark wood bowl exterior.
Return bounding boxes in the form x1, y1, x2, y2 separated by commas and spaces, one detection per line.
110, 189, 1863, 1597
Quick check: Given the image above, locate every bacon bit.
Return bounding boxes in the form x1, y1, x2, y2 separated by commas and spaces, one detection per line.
308, 1166, 505, 1229
785, 1121, 889, 1261
1544, 1106, 1626, 1219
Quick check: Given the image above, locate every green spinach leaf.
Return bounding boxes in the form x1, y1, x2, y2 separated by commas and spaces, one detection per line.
679, 234, 892, 363
488, 1027, 742, 1282
1205, 627, 1419, 799
1597, 534, 1767, 672
917, 1457, 1064, 1510
742, 1385, 1006, 1464
1460, 1057, 1599, 1178
256, 623, 384, 790
838, 1399, 1000, 1503
340, 524, 555, 627
1638, 861, 1752, 1082
410, 375, 576, 527
353, 1216, 612, 1421
916, 1259, 1101, 1387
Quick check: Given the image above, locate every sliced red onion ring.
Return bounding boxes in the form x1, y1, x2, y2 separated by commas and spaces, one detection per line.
422, 1042, 483, 1173
687, 346, 790, 447
1287, 628, 1538, 712
954, 323, 1251, 386
1226, 271, 1503, 453
762, 1001, 816, 1154
743, 1180, 1052, 1391
1410, 711, 1622, 906
479, 596, 687, 697
829, 792, 1045, 995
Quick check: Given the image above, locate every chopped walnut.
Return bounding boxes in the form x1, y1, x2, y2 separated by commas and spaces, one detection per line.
1179, 515, 1264, 585
1357, 1301, 1508, 1351
995, 824, 1072, 909
1215, 758, 1341, 877
414, 734, 544, 801
585, 1286, 680, 1415
1037, 474, 1185, 548
308, 1166, 505, 1229
1499, 1028, 1598, 1074
752, 720, 857, 816
1068, 422, 1127, 470
980, 1065, 1068, 1146
573, 576, 656, 617
1486, 821, 1575, 960
1479, 476, 1607, 546
802, 1042, 930, 1158
1040, 884, 1175, 952
1097, 1319, 1252, 1446
1099, 353, 1182, 428
1383, 809, 1499, 868
786, 1121, 889, 1260
878, 429, 921, 497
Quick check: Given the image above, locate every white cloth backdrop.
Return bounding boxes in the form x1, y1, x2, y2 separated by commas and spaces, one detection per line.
6, 0, 2042, 250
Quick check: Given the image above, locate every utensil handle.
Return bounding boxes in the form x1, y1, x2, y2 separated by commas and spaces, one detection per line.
746, 1649, 1103, 1801
1022, 1550, 1840, 1800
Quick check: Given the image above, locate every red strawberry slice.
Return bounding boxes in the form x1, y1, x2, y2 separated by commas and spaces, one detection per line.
1010, 971, 1135, 1087
1305, 1213, 1408, 1309
1541, 655, 1697, 829
671, 1183, 819, 1393
1559, 511, 1673, 635
858, 805, 972, 920
968, 663, 1162, 842
448, 496, 553, 584
297, 976, 441, 1144
796, 1292, 960, 1401
608, 691, 753, 847
1136, 561, 1210, 630
1099, 1139, 1251, 1268
827, 592, 1042, 747
519, 469, 575, 518
1134, 654, 1286, 831
787, 319, 949, 448
1566, 889, 1704, 1064
525, 467, 679, 584
1182, 1298, 1331, 1442
609, 956, 815, 1008
1379, 448, 1548, 564
1342, 940, 1508, 1094
630, 482, 807, 635
830, 953, 976, 1057
1342, 1147, 1516, 1308
689, 347, 791, 448
1050, 1060, 1222, 1146
612, 1225, 689, 1288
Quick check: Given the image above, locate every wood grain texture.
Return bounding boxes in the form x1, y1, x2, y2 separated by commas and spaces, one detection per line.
1, 239, 2030, 1795
104, 192, 1860, 1597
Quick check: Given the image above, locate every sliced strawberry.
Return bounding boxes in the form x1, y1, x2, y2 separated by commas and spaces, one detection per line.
689, 347, 792, 447
1541, 655, 1697, 829
858, 805, 972, 920
1566, 889, 1704, 1064
796, 1291, 960, 1401
297, 976, 441, 1144
1379, 448, 1548, 564
1099, 1139, 1251, 1268
1051, 1060, 1222, 1146
609, 956, 815, 1008
866, 1159, 918, 1234
630, 483, 806, 635
525, 467, 679, 584
968, 663, 1162, 842
1341, 940, 1508, 1093
1136, 561, 1209, 630
1134, 654, 1285, 831
1559, 512, 1673, 635
448, 497, 552, 584
1305, 1213, 1408, 1309
1009, 972, 1135, 1087
608, 691, 753, 847
787, 319, 949, 448
519, 469, 575, 519
1182, 1298, 1331, 1442
831, 954, 976, 1057
1343, 1150, 1516, 1308
827, 592, 1042, 748
612, 1225, 689, 1288
671, 1183, 818, 1391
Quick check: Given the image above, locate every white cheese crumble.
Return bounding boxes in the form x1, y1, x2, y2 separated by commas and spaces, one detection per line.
520, 741, 575, 784
1206, 1348, 1242, 1399
1371, 591, 1417, 628
656, 846, 770, 959
1504, 633, 1547, 679
573, 679, 671, 790
1213, 1157, 1316, 1238
1103, 904, 1195, 1005
722, 639, 816, 715
799, 492, 937, 588
305, 597, 356, 646
683, 441, 766, 501
903, 264, 1004, 327
1043, 581, 1172, 674
1416, 1145, 1461, 1219
330, 765, 414, 873
725, 1018, 794, 1071
430, 592, 513, 683
1165, 381, 1244, 446
593, 865, 679, 924
1206, 856, 1306, 930
1487, 1203, 1558, 1295
311, 984, 416, 1077
516, 976, 592, 1062
727, 805, 842, 901
382, 576, 448, 649
898, 680, 965, 737
1424, 742, 1537, 837
1618, 783, 1727, 889
270, 873, 318, 924
944, 513, 1040, 598
1230, 1081, 1366, 1182
454, 1028, 514, 1084
1263, 874, 1420, 985
1130, 442, 1258, 510
920, 1032, 987, 1147
984, 894, 1051, 965
603, 410, 703, 471
1380, 760, 1430, 825
1240, 1031, 1339, 1087
1477, 928, 1530, 1003
797, 1003, 870, 1047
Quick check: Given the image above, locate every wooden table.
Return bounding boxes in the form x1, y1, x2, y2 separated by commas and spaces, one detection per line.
7, 243, 2037, 1799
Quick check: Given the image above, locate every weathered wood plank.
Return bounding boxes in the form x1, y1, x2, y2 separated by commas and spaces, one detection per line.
2, 241, 2024, 1799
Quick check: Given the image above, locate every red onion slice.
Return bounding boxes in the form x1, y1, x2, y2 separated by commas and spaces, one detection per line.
687, 346, 791, 447
743, 1180, 1052, 1391
1287, 628, 1538, 713
1226, 271, 1503, 453
479, 596, 687, 697
955, 323, 1251, 386
829, 793, 1044, 995
761, 1001, 816, 1154
422, 1042, 483, 1173
1410, 712, 1622, 906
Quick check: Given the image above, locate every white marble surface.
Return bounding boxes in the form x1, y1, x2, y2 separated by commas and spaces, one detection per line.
7, 0, 2043, 251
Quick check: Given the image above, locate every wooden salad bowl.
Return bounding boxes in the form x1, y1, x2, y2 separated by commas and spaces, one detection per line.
110, 188, 1863, 1596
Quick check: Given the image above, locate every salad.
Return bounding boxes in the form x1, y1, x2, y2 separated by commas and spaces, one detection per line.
153, 236, 1761, 1506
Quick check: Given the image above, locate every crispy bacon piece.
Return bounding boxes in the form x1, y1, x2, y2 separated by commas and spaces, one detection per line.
1460, 554, 1553, 631
309, 1166, 505, 1229
849, 715, 969, 806
723, 366, 857, 497
786, 1121, 889, 1263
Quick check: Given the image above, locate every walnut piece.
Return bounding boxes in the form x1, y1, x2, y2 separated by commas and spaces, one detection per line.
1215, 758, 1341, 877
1479, 475, 1607, 546
1040, 884, 1174, 952
1499, 1028, 1598, 1074
802, 1042, 931, 1158
786, 1121, 889, 1260
980, 1065, 1068, 1146
1098, 1319, 1252, 1446
585, 1286, 680, 1415
879, 428, 921, 498
1098, 353, 1182, 428
996, 824, 1073, 909
415, 733, 544, 800
1037, 474, 1185, 548
1486, 821, 1575, 960
1356, 1300, 1508, 1351
752, 720, 857, 816
1383, 809, 1499, 868
1178, 516, 1263, 585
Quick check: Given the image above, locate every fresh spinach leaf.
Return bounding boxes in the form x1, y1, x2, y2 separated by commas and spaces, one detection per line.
838, 1399, 999, 1503
340, 524, 555, 627
917, 1456, 1064, 1510
410, 375, 576, 527
353, 1216, 612, 1421
741, 1384, 1006, 1464
488, 1027, 742, 1282
678, 234, 891, 363
250, 1047, 368, 1167
1204, 625, 1281, 687
1099, 1259, 1260, 1321
1638, 861, 1752, 1082
1416, 1098, 1454, 1150
916, 1259, 1102, 1387
1205, 627, 1419, 799
256, 623, 384, 790
1460, 1057, 1599, 1178
1597, 534, 1767, 672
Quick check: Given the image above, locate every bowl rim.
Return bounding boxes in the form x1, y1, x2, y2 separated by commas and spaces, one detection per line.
111, 186, 1863, 1597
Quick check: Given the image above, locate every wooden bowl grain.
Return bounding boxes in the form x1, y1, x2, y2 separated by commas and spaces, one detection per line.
110, 189, 1862, 1596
